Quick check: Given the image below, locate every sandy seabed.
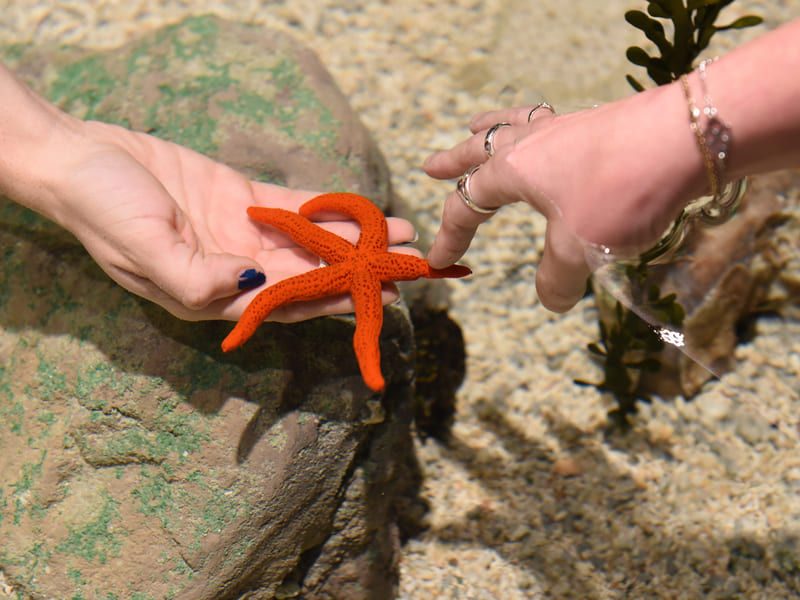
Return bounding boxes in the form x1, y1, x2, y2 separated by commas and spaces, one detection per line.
2, 1, 800, 598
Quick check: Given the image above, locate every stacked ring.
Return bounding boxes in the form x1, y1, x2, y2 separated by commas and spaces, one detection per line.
455, 101, 557, 217
456, 165, 499, 215
527, 101, 555, 122
484, 122, 511, 157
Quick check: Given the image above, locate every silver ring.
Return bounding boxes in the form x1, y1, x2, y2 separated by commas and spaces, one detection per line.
456, 165, 498, 215
527, 101, 555, 122
483, 122, 511, 157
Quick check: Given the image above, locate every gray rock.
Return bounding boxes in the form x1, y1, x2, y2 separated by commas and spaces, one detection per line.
3, 15, 391, 200
0, 15, 435, 599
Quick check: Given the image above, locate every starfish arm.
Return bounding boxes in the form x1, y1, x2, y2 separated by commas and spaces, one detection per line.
299, 193, 388, 254
351, 270, 385, 392
221, 263, 353, 352
247, 206, 354, 264
370, 253, 473, 282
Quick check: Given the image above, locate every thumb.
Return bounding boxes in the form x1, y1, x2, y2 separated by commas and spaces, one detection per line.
535, 219, 591, 313
164, 249, 266, 312
137, 221, 266, 313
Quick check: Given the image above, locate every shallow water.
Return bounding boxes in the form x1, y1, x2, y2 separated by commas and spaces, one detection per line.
2, 2, 799, 599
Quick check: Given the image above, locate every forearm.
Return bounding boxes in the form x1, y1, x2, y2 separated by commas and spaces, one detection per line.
0, 63, 84, 226
623, 17, 800, 230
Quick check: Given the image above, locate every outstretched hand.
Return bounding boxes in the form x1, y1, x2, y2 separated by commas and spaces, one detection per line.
54, 120, 417, 322
423, 86, 705, 312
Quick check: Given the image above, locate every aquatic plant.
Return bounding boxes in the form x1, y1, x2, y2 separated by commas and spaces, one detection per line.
582, 0, 761, 424
625, 0, 763, 91
578, 265, 685, 429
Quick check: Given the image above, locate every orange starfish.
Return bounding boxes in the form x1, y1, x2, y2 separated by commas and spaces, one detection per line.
221, 192, 471, 392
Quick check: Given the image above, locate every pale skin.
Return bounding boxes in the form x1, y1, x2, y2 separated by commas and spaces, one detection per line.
424, 18, 800, 313
0, 63, 419, 322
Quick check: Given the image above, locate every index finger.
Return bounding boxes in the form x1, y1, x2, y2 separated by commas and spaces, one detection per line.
427, 156, 523, 268
248, 181, 321, 212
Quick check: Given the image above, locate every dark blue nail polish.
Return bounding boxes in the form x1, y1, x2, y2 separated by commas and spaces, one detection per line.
238, 268, 266, 290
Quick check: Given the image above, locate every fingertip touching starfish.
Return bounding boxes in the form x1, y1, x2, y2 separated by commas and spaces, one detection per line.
221, 192, 471, 392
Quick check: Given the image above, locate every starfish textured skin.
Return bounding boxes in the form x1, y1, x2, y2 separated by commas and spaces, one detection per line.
221, 192, 471, 392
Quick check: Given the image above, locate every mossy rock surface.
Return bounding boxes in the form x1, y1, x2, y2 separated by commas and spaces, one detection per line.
0, 15, 419, 599
2, 14, 391, 197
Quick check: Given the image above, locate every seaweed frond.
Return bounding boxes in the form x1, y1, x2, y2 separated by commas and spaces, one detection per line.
625, 0, 762, 91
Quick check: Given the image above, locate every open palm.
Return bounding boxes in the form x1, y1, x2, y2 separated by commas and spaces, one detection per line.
57, 120, 416, 321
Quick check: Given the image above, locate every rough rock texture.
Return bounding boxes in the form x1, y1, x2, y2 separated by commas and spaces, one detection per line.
3, 15, 391, 199
0, 15, 432, 599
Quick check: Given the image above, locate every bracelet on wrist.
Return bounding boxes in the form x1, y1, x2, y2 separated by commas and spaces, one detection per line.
680, 58, 732, 199
677, 57, 744, 228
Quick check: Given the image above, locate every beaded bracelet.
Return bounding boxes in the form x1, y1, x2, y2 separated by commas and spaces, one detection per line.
679, 58, 732, 200
639, 58, 745, 263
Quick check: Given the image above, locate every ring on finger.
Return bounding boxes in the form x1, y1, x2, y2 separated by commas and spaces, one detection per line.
483, 122, 511, 158
527, 101, 555, 122
456, 164, 499, 215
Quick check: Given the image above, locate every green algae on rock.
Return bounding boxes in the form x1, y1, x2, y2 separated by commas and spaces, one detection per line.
0, 15, 422, 599
2, 14, 390, 197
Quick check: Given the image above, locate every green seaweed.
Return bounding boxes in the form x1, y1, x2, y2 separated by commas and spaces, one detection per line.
182, 470, 243, 552
625, 0, 763, 91
261, 58, 342, 154
153, 396, 209, 458
579, 263, 685, 427
222, 535, 256, 569
219, 90, 278, 122
184, 14, 220, 41
170, 17, 218, 60
182, 352, 224, 394
71, 362, 208, 468
36, 411, 58, 439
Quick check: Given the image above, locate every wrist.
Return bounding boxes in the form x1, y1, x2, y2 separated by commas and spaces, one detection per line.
627, 78, 710, 225
0, 65, 89, 227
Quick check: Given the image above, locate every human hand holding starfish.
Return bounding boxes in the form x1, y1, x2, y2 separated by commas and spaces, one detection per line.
0, 63, 417, 322
222, 192, 471, 392
51, 121, 418, 323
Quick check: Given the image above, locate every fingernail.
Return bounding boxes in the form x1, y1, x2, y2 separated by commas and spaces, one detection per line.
410, 230, 419, 244
238, 268, 266, 290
